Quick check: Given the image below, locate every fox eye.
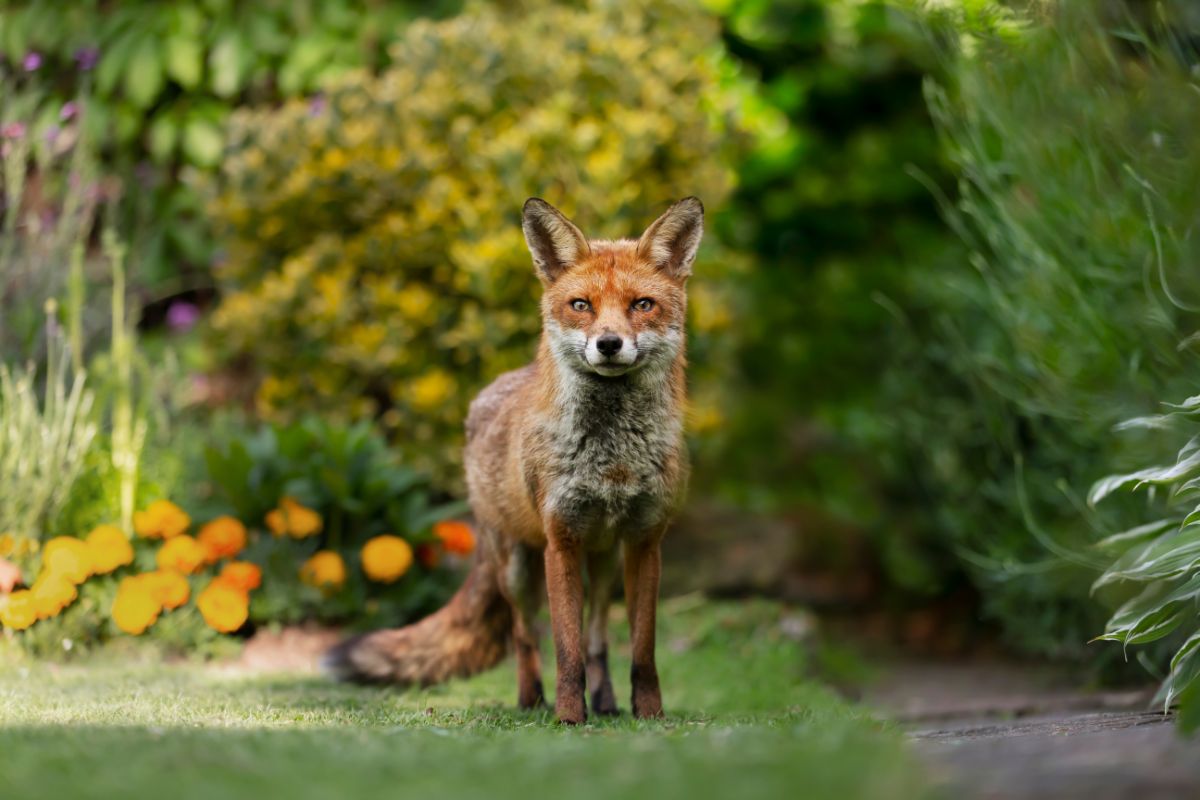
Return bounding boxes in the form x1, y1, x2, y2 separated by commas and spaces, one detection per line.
632, 298, 655, 312
570, 299, 591, 312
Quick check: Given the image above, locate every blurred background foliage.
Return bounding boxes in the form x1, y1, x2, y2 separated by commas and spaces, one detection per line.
4, 0, 1200, 685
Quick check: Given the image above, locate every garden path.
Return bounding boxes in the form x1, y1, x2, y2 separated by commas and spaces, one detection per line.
868, 660, 1200, 799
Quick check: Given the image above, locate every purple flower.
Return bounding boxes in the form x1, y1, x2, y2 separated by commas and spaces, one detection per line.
60, 102, 79, 122
22, 52, 42, 72
307, 94, 327, 118
44, 124, 61, 145
166, 301, 201, 332
75, 47, 99, 72
1, 122, 26, 140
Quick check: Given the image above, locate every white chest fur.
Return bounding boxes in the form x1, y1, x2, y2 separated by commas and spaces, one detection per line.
533, 366, 683, 544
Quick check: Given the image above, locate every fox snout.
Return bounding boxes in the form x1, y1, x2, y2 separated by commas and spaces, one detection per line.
587, 331, 637, 373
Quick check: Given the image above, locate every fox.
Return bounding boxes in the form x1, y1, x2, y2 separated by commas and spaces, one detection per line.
326, 196, 704, 724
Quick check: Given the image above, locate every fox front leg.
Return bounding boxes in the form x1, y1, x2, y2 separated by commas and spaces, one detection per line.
624, 535, 664, 719
543, 527, 587, 725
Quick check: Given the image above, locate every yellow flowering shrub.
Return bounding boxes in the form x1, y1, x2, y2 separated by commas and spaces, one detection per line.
265, 498, 322, 539
41, 537, 93, 585
197, 581, 250, 633
197, 516, 248, 563
155, 535, 206, 575
299, 551, 347, 590
0, 589, 37, 631
208, 0, 740, 483
361, 535, 413, 584
134, 500, 191, 539
85, 525, 134, 574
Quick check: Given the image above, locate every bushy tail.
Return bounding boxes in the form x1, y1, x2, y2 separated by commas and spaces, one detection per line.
323, 558, 512, 685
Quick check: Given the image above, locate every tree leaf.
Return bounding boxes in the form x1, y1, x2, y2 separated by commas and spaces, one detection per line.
124, 38, 165, 109
165, 35, 204, 89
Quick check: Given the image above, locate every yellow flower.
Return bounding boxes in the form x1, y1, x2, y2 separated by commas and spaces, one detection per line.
156, 535, 206, 575
197, 581, 250, 633
134, 499, 192, 539
299, 550, 346, 590
142, 570, 191, 610
266, 497, 323, 539
0, 590, 37, 631
409, 369, 455, 412
433, 520, 476, 555
30, 573, 77, 619
361, 535, 413, 583
85, 525, 134, 574
218, 561, 262, 593
197, 516, 247, 563
41, 536, 93, 584
112, 577, 161, 635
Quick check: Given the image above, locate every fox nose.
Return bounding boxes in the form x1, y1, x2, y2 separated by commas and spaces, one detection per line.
596, 334, 623, 357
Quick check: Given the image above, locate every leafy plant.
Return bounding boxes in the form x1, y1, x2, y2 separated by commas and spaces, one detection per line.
1091, 393, 1200, 730
201, 417, 466, 626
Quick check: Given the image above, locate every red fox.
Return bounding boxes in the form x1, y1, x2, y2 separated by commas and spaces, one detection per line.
326, 197, 704, 724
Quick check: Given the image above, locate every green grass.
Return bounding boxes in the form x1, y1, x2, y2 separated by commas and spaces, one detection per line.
0, 599, 926, 800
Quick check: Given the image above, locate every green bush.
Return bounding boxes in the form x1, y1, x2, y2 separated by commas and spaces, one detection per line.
207, 0, 742, 484
881, 0, 1200, 658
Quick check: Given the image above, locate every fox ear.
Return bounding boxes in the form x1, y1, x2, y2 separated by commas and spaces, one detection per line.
637, 197, 704, 279
522, 198, 590, 284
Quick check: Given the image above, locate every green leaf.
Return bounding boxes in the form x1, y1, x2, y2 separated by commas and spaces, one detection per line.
1094, 518, 1180, 550
1089, 438, 1200, 506
147, 113, 178, 163
1094, 525, 1200, 588
1097, 574, 1200, 647
182, 118, 224, 167
209, 33, 245, 98
165, 35, 204, 89
124, 38, 165, 109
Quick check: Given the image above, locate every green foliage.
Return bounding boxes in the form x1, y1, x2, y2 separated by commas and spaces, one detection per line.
207, 0, 741, 484
201, 418, 465, 626
0, 0, 456, 284
0, 319, 97, 547
698, 0, 961, 595
1091, 394, 1200, 730
878, 0, 1200, 657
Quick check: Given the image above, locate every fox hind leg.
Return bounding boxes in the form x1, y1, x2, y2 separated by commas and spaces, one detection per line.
586, 547, 619, 716
503, 541, 546, 710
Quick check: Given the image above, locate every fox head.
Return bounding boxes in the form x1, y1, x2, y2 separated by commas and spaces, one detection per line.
522, 197, 703, 379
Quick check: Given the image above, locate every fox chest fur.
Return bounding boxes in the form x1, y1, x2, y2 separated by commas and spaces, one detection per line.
524, 368, 686, 548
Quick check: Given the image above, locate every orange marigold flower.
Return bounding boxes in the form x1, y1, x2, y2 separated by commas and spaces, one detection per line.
85, 524, 134, 575
0, 589, 37, 630
156, 535, 206, 575
266, 497, 323, 539
434, 520, 476, 555
112, 577, 161, 635
361, 535, 413, 583
197, 516, 247, 563
142, 570, 190, 610
299, 550, 346, 590
218, 561, 262, 593
197, 580, 249, 633
133, 499, 191, 539
41, 536, 93, 584
30, 573, 77, 619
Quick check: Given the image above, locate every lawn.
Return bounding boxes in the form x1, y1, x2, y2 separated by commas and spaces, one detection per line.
0, 599, 927, 800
